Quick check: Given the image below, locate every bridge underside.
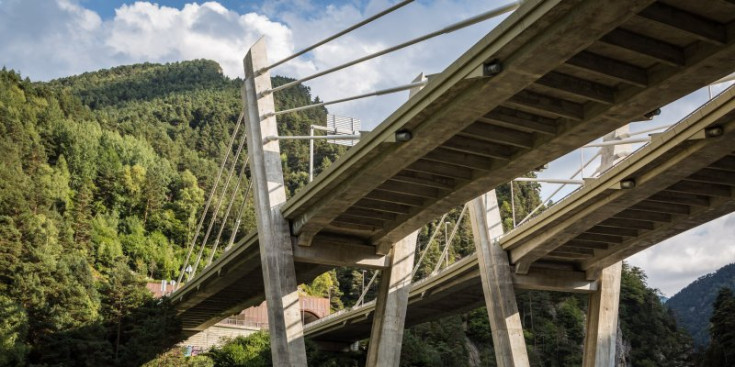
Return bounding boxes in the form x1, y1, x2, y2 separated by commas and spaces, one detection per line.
305, 255, 485, 345
305, 255, 599, 345
284, 0, 735, 253
304, 87, 735, 344
173, 0, 735, 335
175, 233, 330, 334
504, 87, 735, 278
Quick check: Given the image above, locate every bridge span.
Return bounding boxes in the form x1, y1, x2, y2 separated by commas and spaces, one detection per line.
171, 0, 735, 365
304, 86, 735, 344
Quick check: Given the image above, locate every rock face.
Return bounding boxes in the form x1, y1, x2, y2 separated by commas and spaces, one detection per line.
465, 336, 482, 367
616, 323, 630, 366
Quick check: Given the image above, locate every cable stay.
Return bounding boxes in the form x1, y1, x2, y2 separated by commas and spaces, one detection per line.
225, 180, 254, 252
266, 79, 429, 119
516, 150, 602, 227
206, 155, 250, 267
514, 178, 585, 185
177, 113, 244, 284
260, 0, 415, 73
354, 271, 379, 307
411, 213, 448, 279
432, 204, 468, 275
190, 128, 249, 279
265, 2, 521, 95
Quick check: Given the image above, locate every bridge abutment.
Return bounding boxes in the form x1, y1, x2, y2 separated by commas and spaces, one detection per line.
243, 38, 308, 367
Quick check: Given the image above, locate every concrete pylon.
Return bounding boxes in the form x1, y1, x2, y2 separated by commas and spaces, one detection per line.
469, 191, 530, 367
582, 126, 629, 367
365, 230, 419, 367
599, 125, 632, 173
242, 38, 307, 366
364, 73, 427, 366
583, 262, 622, 367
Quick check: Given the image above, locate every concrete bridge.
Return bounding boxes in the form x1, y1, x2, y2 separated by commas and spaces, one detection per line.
304, 86, 735, 345
171, 0, 735, 365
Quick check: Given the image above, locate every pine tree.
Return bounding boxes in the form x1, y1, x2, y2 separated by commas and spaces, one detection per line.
703, 288, 735, 366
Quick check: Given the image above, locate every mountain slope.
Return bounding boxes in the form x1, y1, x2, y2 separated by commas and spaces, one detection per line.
0, 60, 339, 365
667, 263, 735, 346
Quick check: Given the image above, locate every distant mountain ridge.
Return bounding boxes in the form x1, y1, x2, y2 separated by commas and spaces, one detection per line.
667, 263, 735, 346
48, 60, 229, 109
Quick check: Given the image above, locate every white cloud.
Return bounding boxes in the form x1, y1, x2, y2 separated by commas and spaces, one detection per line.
0, 0, 294, 80
104, 1, 293, 77
0, 0, 107, 79
0, 0, 512, 126
628, 214, 735, 297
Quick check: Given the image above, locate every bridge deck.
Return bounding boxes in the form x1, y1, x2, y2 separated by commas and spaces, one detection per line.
304, 87, 735, 343
283, 0, 735, 251
174, 233, 329, 332
173, 0, 735, 333
505, 88, 735, 277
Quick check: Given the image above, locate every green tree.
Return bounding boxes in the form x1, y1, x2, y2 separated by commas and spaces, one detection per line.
0, 295, 28, 366
703, 288, 735, 366
92, 213, 124, 268
301, 270, 344, 311
207, 332, 271, 367
99, 261, 151, 364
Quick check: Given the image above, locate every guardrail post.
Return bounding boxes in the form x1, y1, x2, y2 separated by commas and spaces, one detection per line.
242, 38, 307, 366
468, 191, 530, 367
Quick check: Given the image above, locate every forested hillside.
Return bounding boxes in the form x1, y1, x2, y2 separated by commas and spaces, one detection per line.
1, 60, 695, 366
0, 60, 342, 366
667, 263, 735, 347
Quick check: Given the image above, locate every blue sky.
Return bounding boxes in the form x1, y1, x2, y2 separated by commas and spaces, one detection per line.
81, 0, 256, 18
1, 0, 733, 297
78, 0, 384, 26
79, 0, 338, 19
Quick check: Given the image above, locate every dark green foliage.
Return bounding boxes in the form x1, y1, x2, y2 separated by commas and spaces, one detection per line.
336, 268, 378, 309
701, 288, 735, 366
51, 60, 229, 109
618, 264, 693, 366
206, 332, 271, 367
667, 263, 735, 347
0, 294, 28, 367
401, 316, 469, 367
142, 348, 214, 367
206, 332, 363, 367
1, 61, 340, 366
520, 292, 586, 366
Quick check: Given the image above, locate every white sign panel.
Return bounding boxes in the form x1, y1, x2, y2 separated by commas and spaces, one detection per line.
326, 114, 361, 146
